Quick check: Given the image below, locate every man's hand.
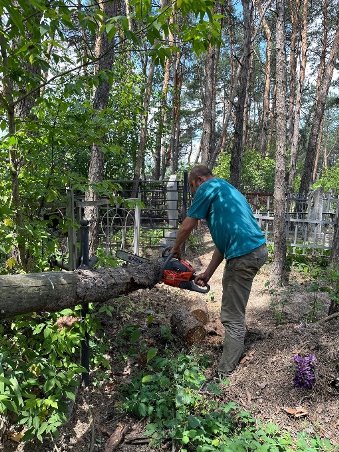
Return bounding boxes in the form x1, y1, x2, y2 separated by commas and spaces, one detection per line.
194, 272, 210, 287
170, 246, 181, 259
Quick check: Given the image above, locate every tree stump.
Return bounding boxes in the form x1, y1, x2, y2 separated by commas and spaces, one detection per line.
170, 308, 207, 345
187, 299, 209, 325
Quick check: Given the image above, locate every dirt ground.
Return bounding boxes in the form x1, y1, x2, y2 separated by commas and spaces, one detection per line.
2, 230, 339, 451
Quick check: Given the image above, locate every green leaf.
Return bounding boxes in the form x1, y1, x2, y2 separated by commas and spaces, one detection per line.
146, 348, 158, 363
182, 433, 190, 444
106, 23, 116, 41
44, 378, 56, 392
141, 375, 154, 383
9, 376, 23, 406
32, 323, 45, 335
65, 391, 76, 401
39, 24, 49, 36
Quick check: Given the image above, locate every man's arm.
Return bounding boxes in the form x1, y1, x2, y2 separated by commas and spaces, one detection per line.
171, 216, 198, 257
195, 248, 224, 286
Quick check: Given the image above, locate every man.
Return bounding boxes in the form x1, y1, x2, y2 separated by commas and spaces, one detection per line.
171, 165, 267, 378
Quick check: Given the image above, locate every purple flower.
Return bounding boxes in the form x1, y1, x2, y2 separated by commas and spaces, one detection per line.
293, 354, 316, 389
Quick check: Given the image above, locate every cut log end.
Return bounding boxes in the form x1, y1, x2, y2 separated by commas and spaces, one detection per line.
170, 309, 207, 345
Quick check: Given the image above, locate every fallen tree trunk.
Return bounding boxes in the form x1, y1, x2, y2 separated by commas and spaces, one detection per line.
170, 309, 207, 345
0, 262, 162, 318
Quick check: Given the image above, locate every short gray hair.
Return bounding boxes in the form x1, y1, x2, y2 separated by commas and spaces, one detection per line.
189, 165, 213, 182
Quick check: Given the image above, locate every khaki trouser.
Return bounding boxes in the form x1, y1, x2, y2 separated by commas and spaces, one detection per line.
218, 244, 268, 375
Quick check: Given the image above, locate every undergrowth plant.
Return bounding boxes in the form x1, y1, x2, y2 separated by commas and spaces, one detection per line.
0, 305, 111, 441
119, 336, 335, 451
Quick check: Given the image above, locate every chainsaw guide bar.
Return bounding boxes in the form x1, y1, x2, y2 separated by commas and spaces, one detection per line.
116, 249, 210, 294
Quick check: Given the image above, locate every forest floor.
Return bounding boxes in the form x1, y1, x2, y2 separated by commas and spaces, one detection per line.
3, 227, 339, 451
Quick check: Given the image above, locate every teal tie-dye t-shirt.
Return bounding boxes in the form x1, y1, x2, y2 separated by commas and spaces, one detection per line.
187, 178, 265, 259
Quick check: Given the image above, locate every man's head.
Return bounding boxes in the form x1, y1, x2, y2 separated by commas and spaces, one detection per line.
188, 165, 213, 194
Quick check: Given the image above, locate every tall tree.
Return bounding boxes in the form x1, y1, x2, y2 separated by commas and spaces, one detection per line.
85, 0, 120, 256
230, 0, 252, 188
199, 41, 219, 164
299, 19, 339, 195
153, 0, 173, 180
254, 0, 273, 156
199, 0, 223, 166
169, 47, 183, 174
132, 56, 155, 193
288, 0, 308, 191
271, 0, 288, 286
287, 0, 300, 148
209, 1, 238, 167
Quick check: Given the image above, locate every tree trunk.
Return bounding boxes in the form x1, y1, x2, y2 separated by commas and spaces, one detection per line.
199, 42, 219, 164
132, 59, 155, 194
85, 0, 119, 256
209, 1, 237, 167
154, 54, 171, 180
254, 0, 272, 156
242, 51, 253, 150
170, 49, 183, 174
288, 0, 308, 191
287, 0, 300, 147
312, 115, 324, 181
299, 21, 339, 195
230, 0, 252, 188
270, 0, 288, 287
0, 262, 162, 318
328, 201, 339, 315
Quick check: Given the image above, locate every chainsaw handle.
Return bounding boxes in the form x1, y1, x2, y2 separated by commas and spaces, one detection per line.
190, 282, 210, 294
179, 280, 210, 294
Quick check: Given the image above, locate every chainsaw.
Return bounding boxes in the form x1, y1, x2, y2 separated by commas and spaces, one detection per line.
116, 248, 210, 294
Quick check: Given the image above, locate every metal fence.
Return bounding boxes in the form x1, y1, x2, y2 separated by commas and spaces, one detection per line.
249, 190, 338, 256
70, 175, 189, 258
68, 183, 338, 259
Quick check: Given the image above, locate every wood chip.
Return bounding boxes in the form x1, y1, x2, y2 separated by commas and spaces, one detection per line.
8, 430, 25, 443
240, 350, 255, 364
104, 423, 129, 452
283, 406, 308, 418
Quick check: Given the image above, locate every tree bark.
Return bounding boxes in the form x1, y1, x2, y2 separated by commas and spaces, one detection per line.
288, 0, 308, 191
242, 50, 253, 150
85, 0, 119, 256
254, 0, 272, 156
0, 262, 162, 318
154, 2, 173, 180
330, 203, 339, 268
328, 200, 339, 315
170, 309, 207, 345
299, 20, 339, 195
199, 41, 219, 164
270, 0, 288, 287
230, 0, 252, 188
183, 299, 210, 324
287, 0, 300, 148
209, 2, 237, 167
170, 49, 183, 174
132, 59, 155, 194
